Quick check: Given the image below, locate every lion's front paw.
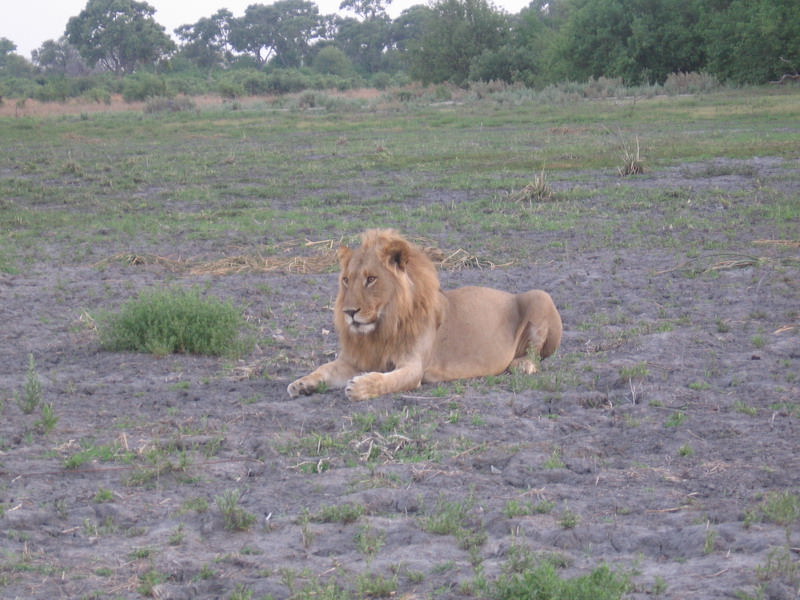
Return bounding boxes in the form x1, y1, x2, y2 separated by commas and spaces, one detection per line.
287, 377, 316, 398
345, 373, 382, 402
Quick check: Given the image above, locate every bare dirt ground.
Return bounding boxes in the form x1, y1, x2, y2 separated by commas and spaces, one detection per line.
1, 148, 799, 598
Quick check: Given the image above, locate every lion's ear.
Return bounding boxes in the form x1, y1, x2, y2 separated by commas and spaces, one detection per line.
337, 245, 352, 267
383, 239, 410, 271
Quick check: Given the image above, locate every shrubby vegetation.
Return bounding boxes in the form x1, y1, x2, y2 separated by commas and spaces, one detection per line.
0, 0, 798, 103
98, 287, 251, 357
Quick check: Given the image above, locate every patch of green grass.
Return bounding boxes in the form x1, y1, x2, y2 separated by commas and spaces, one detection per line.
559, 509, 580, 529
543, 447, 566, 469
491, 560, 629, 600
137, 569, 167, 597
18, 354, 43, 414
180, 496, 210, 514
312, 503, 365, 524
64, 442, 136, 469
619, 362, 649, 380
356, 571, 397, 598
704, 527, 718, 554
755, 546, 799, 586
229, 583, 254, 600
733, 401, 758, 416
98, 287, 252, 357
33, 402, 58, 434
93, 488, 114, 503
504, 498, 556, 518
355, 523, 386, 561
688, 380, 710, 391
665, 411, 688, 428
678, 444, 694, 457
421, 495, 486, 555
760, 491, 800, 526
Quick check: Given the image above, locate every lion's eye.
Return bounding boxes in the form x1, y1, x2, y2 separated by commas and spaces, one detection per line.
341, 276, 349, 287
365, 275, 377, 286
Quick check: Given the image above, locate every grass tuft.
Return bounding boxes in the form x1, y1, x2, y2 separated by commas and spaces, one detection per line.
514, 168, 554, 204
19, 353, 43, 414
617, 136, 645, 176
216, 488, 257, 532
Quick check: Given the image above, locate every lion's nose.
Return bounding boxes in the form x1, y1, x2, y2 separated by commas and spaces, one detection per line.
344, 308, 359, 319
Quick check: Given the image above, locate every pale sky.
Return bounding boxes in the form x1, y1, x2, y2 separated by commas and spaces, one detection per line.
3, 0, 531, 59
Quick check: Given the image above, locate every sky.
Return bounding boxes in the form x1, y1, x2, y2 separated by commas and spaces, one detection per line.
3, 0, 532, 59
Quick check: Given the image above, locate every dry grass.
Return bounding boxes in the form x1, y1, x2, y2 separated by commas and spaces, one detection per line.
95, 239, 503, 276
511, 168, 554, 205
752, 239, 800, 248
617, 136, 645, 176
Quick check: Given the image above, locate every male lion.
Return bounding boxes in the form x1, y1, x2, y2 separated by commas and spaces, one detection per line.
287, 229, 562, 401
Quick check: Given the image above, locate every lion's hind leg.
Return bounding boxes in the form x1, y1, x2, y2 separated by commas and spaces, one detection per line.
509, 290, 563, 373
509, 320, 544, 374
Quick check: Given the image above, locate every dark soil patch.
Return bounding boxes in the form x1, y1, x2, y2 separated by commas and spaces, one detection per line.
1, 159, 798, 599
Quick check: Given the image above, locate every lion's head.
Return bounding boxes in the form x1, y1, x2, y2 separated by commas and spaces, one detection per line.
335, 229, 442, 371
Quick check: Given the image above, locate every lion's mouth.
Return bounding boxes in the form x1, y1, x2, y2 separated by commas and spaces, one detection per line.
347, 317, 377, 334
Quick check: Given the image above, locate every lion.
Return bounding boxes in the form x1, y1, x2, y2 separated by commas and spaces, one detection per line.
287, 229, 562, 401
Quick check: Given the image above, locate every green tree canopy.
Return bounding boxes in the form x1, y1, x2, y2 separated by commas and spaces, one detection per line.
229, 0, 324, 68
175, 9, 234, 70
704, 0, 800, 84
408, 0, 509, 85
334, 15, 392, 74
31, 38, 89, 76
0, 37, 34, 77
554, 0, 704, 84
65, 0, 175, 74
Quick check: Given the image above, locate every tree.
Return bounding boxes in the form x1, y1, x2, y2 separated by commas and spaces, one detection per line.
390, 4, 431, 54
0, 37, 33, 77
704, 0, 800, 84
32, 38, 89, 76
229, 1, 324, 68
408, 0, 509, 85
339, 0, 391, 21
334, 15, 392, 74
554, 0, 704, 84
175, 9, 234, 70
468, 3, 552, 85
65, 0, 175, 75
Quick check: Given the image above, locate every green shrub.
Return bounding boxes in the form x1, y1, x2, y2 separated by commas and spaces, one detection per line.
313, 47, 355, 77
122, 73, 171, 102
98, 287, 250, 357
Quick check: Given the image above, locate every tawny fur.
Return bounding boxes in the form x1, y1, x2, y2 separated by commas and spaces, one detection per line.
287, 229, 562, 401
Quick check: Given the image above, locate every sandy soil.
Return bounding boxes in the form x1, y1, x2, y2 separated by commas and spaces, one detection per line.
1, 151, 798, 599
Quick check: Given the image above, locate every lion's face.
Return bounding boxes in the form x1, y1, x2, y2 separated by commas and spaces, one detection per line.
333, 230, 442, 372
335, 241, 407, 336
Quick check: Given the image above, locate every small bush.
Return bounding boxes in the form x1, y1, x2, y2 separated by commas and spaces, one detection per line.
98, 287, 250, 357
122, 73, 171, 102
